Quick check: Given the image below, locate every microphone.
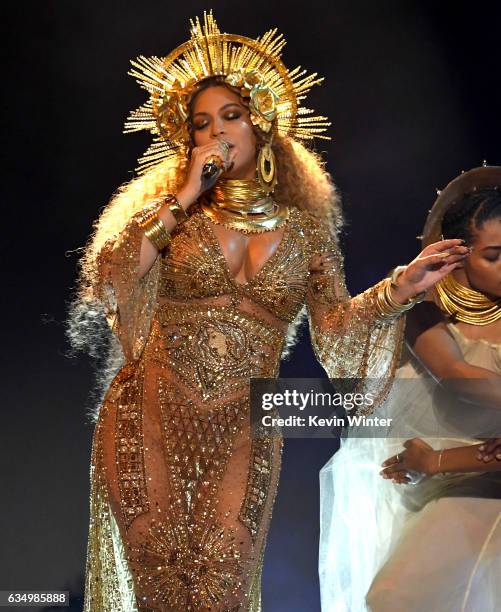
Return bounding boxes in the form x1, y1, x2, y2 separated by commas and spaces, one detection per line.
202, 155, 225, 182
201, 140, 230, 190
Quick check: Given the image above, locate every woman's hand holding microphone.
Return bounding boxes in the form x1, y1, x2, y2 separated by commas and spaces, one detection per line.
176, 139, 232, 212
139, 139, 231, 276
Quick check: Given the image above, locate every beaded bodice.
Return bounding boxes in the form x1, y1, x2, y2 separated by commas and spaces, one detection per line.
158, 205, 313, 323
95, 197, 405, 390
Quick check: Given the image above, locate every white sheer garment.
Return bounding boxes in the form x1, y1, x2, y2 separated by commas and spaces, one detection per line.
319, 322, 501, 612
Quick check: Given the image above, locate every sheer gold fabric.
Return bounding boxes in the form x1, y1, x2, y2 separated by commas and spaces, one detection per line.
83, 202, 405, 611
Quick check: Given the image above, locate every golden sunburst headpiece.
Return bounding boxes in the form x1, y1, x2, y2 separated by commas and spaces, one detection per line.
124, 10, 331, 175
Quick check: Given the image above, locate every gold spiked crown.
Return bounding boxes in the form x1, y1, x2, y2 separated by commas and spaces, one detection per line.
124, 10, 331, 175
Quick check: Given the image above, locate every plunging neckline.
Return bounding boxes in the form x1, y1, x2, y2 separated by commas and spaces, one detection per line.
200, 209, 294, 288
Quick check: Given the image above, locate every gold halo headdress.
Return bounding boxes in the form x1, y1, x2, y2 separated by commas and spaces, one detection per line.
123, 10, 331, 176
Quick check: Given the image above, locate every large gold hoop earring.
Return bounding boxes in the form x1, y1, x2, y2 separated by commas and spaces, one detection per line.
257, 142, 278, 195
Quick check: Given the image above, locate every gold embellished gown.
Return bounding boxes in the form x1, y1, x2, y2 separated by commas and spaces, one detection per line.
83, 201, 405, 611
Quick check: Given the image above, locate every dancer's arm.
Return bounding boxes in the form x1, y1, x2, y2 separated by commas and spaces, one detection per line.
405, 301, 501, 410
380, 437, 501, 483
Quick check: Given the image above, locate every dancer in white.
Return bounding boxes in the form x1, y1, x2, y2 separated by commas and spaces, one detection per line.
319, 165, 501, 612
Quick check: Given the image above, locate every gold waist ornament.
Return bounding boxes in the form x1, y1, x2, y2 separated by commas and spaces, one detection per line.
201, 178, 290, 233
436, 274, 501, 325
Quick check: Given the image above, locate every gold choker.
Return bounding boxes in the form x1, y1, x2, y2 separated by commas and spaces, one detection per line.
201, 178, 290, 233
436, 274, 501, 326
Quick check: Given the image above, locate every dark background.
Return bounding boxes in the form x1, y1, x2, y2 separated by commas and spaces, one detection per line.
2, 1, 500, 610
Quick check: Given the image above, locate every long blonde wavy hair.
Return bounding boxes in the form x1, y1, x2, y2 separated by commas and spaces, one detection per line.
67, 80, 343, 421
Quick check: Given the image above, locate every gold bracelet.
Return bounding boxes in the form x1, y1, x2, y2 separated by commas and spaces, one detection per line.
375, 280, 392, 318
375, 277, 426, 320
386, 279, 425, 311
389, 265, 427, 307
374, 279, 406, 319
437, 449, 444, 473
144, 217, 171, 251
390, 265, 408, 287
137, 199, 163, 229
137, 194, 187, 229
164, 194, 188, 225
143, 215, 171, 251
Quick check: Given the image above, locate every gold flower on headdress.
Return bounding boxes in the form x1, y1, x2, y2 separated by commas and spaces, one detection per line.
155, 80, 194, 146
225, 69, 278, 133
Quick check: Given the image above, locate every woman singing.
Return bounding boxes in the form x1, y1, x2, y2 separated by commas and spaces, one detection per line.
319, 165, 501, 612
68, 12, 468, 611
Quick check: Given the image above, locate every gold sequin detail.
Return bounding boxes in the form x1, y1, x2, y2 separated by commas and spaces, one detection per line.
303, 212, 407, 407
84, 199, 407, 611
84, 407, 140, 611
157, 380, 248, 515
146, 302, 284, 401
159, 206, 311, 322
126, 381, 252, 609
96, 211, 162, 362
238, 433, 275, 544
129, 512, 244, 611
114, 361, 150, 529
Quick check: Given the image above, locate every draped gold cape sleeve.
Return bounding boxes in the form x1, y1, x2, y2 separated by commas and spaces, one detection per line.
304, 211, 407, 413
84, 210, 159, 611
94, 211, 162, 363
